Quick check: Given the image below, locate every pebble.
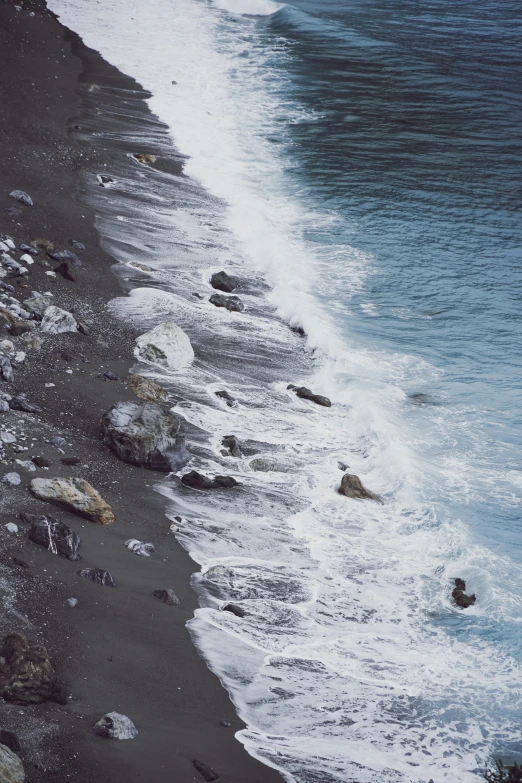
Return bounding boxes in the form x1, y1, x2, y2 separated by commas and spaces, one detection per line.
2, 472, 21, 486
5, 523, 18, 534
15, 459, 36, 472
125, 539, 155, 557
67, 598, 78, 608
20, 254, 34, 266
50, 436, 66, 449
45, 271, 57, 278
9, 190, 33, 207
0, 431, 16, 444
104, 371, 119, 381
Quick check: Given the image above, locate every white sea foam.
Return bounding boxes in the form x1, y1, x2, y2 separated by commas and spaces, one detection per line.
48, 0, 522, 780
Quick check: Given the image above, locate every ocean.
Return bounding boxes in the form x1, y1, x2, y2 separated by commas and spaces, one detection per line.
46, 0, 522, 780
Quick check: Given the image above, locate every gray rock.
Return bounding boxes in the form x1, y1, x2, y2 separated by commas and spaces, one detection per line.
249, 457, 278, 472
2, 473, 21, 486
134, 321, 193, 370
101, 401, 189, 472
9, 190, 33, 207
215, 390, 236, 407
192, 759, 220, 781
69, 240, 85, 250
19, 244, 39, 256
48, 249, 82, 267
209, 294, 244, 312
93, 712, 137, 740
22, 512, 81, 561
0, 632, 67, 705
0, 400, 9, 412
222, 435, 241, 457
152, 588, 180, 606
210, 271, 237, 293
77, 568, 115, 588
181, 471, 238, 490
40, 306, 78, 335
0, 742, 24, 783
339, 473, 383, 503
288, 385, 331, 408
10, 394, 42, 413
50, 436, 66, 449
125, 538, 155, 557
0, 355, 13, 382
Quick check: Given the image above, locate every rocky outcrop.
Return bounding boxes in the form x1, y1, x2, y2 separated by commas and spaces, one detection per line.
134, 321, 194, 370
181, 471, 238, 490
22, 512, 81, 561
0, 743, 24, 783
339, 473, 383, 503
287, 385, 331, 408
126, 373, 166, 403
93, 712, 137, 740
0, 632, 67, 705
77, 568, 115, 588
210, 271, 237, 293
153, 589, 180, 606
40, 306, 78, 335
30, 477, 114, 525
101, 401, 189, 472
209, 294, 244, 313
452, 578, 476, 609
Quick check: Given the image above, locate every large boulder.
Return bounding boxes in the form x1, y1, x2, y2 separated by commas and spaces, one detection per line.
339, 473, 383, 503
134, 321, 193, 370
181, 470, 238, 490
210, 270, 237, 293
40, 306, 78, 335
0, 743, 24, 783
452, 578, 476, 609
23, 292, 53, 318
93, 712, 137, 740
22, 512, 81, 561
125, 373, 166, 403
0, 632, 67, 705
101, 401, 189, 472
30, 477, 114, 525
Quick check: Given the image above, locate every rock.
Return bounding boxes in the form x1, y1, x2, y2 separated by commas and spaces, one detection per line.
152, 589, 179, 606
339, 473, 383, 503
209, 294, 244, 313
134, 321, 194, 370
0, 355, 13, 382
291, 325, 305, 337
19, 255, 34, 266
40, 306, 78, 335
19, 244, 39, 256
48, 249, 82, 267
126, 374, 166, 403
452, 578, 476, 609
67, 598, 78, 608
215, 390, 236, 407
0, 632, 67, 705
0, 431, 16, 444
30, 477, 115, 525
10, 394, 42, 413
54, 261, 77, 282
222, 435, 241, 457
23, 512, 81, 561
93, 712, 137, 740
0, 742, 24, 783
31, 238, 54, 252
181, 471, 238, 490
97, 174, 115, 186
77, 322, 90, 336
50, 436, 66, 449
8, 321, 34, 337
337, 461, 348, 471
210, 271, 237, 293
249, 457, 278, 472
126, 261, 152, 273
131, 153, 156, 165
61, 457, 80, 466
222, 603, 246, 618
32, 456, 52, 468
192, 760, 220, 782
101, 401, 188, 472
14, 460, 36, 472
5, 523, 18, 534
21, 332, 42, 351
2, 473, 20, 486
288, 385, 331, 408
69, 240, 85, 250
219, 720, 231, 728
125, 539, 155, 557
77, 568, 115, 588
0, 400, 9, 412
0, 237, 15, 251
0, 730, 21, 753
9, 190, 33, 207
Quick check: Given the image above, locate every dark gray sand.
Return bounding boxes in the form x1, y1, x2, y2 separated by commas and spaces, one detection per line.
0, 2, 285, 781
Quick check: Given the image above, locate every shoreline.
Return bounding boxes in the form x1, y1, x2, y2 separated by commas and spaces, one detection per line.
0, 2, 286, 781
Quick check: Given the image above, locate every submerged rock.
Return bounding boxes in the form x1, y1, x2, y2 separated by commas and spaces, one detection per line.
210, 270, 237, 293
288, 385, 331, 408
192, 759, 220, 782
181, 471, 238, 490
134, 321, 194, 370
209, 293, 244, 312
23, 512, 81, 561
249, 457, 278, 472
9, 190, 33, 207
126, 373, 167, 403
93, 712, 137, 739
222, 603, 246, 618
153, 588, 180, 606
339, 473, 383, 503
101, 401, 188, 472
77, 568, 115, 588
222, 435, 241, 457
125, 538, 155, 557
452, 578, 476, 609
0, 742, 24, 783
0, 632, 67, 705
131, 153, 156, 165
215, 390, 236, 407
40, 306, 78, 335
30, 477, 115, 525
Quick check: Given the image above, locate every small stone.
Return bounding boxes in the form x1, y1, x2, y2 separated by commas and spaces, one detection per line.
5, 523, 18, 534
222, 603, 246, 618
67, 598, 78, 608
0, 354, 14, 382
10, 394, 42, 413
0, 632, 67, 705
69, 240, 85, 250
32, 456, 52, 468
48, 249, 82, 267
0, 431, 16, 444
20, 254, 34, 266
21, 332, 42, 351
181, 471, 238, 490
77, 568, 115, 587
219, 720, 231, 728
98, 174, 115, 186
23, 292, 53, 317
93, 712, 137, 739
222, 435, 241, 457
77, 322, 91, 336
152, 588, 179, 606
215, 390, 236, 407
289, 385, 332, 408
9, 189, 33, 207
0, 400, 9, 412
249, 457, 278, 472
2, 473, 21, 486
19, 244, 39, 256
103, 371, 118, 381
134, 321, 194, 370
61, 457, 81, 466
50, 436, 66, 449
15, 459, 36, 472
31, 238, 54, 252
210, 271, 237, 293
452, 578, 476, 609
192, 759, 220, 782
131, 153, 156, 165
125, 538, 155, 557
40, 306, 78, 334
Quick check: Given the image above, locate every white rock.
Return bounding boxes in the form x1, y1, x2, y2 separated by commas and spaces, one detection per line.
15, 459, 36, 472
93, 712, 138, 740
0, 242, 8, 252
2, 472, 21, 486
14, 352, 26, 364
45, 271, 56, 278
4, 238, 15, 250
67, 597, 78, 608
5, 523, 18, 534
0, 431, 16, 443
20, 254, 34, 265
134, 321, 194, 370
40, 306, 78, 335
125, 538, 155, 557
45, 383, 55, 388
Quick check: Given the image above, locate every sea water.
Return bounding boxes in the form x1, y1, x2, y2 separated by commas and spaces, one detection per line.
46, 0, 522, 780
